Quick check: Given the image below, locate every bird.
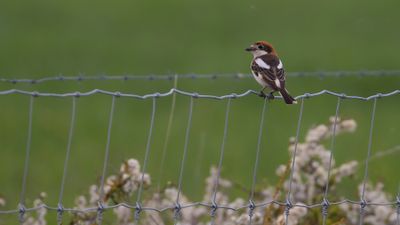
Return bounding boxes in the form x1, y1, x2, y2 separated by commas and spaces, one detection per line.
245, 41, 297, 104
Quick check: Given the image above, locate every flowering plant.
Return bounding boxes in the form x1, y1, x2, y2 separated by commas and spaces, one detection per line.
5, 117, 397, 225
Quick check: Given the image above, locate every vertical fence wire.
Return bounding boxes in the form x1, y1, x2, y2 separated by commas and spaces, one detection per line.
157, 75, 178, 192
359, 98, 378, 225
135, 97, 157, 223
97, 95, 117, 225
18, 95, 35, 224
321, 97, 342, 225
210, 98, 232, 225
397, 183, 400, 225
284, 98, 305, 225
174, 96, 194, 225
57, 97, 77, 225
248, 98, 268, 224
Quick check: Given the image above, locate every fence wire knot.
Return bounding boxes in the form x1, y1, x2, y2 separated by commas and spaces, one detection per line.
210, 202, 218, 217
57, 203, 64, 214
248, 200, 256, 217
359, 199, 367, 216
57, 203, 64, 224
322, 198, 330, 216
285, 198, 293, 216
18, 203, 26, 223
134, 201, 142, 221
174, 203, 182, 221
96, 201, 105, 223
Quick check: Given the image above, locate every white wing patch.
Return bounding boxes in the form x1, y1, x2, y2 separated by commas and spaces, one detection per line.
277, 60, 283, 69
255, 58, 270, 69
274, 79, 281, 88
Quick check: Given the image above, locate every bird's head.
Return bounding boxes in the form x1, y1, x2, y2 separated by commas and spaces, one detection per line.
245, 41, 277, 57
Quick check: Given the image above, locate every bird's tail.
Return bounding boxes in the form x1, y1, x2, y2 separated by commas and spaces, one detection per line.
279, 89, 297, 104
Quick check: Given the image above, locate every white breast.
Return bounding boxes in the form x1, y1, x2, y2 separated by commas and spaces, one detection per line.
251, 71, 268, 87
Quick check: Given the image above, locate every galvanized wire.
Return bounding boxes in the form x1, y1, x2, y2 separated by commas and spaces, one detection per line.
18, 96, 35, 224
359, 98, 378, 225
210, 98, 232, 225
248, 98, 268, 225
135, 97, 157, 223
174, 96, 195, 224
397, 183, 400, 225
0, 200, 396, 214
1, 70, 400, 84
97, 95, 116, 225
0, 88, 399, 101
157, 75, 178, 192
57, 97, 77, 225
321, 97, 342, 225
285, 98, 305, 225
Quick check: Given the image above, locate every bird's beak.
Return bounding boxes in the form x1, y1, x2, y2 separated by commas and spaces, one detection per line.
245, 45, 256, 51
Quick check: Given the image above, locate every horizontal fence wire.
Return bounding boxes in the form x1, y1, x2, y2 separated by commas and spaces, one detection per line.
0, 200, 397, 215
0, 70, 400, 84
0, 89, 399, 100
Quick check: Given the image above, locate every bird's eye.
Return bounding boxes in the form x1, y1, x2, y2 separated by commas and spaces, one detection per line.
257, 45, 264, 50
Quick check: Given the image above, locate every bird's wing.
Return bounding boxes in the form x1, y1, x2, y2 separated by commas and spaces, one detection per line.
251, 55, 286, 89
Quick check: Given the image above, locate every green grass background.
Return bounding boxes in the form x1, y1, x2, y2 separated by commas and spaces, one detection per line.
0, 0, 400, 223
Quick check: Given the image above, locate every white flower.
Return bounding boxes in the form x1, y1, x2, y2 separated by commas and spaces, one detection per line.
340, 119, 357, 133
125, 158, 141, 175
75, 195, 87, 209
306, 125, 329, 143
103, 184, 112, 195
122, 179, 138, 194
0, 197, 5, 207
89, 185, 99, 204
276, 165, 287, 177
142, 173, 151, 186
334, 161, 358, 182
114, 206, 132, 224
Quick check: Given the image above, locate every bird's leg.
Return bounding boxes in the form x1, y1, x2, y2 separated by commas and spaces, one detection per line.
258, 87, 267, 98
266, 91, 275, 100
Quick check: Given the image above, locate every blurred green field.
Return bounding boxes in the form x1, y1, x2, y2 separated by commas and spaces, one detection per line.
0, 0, 400, 223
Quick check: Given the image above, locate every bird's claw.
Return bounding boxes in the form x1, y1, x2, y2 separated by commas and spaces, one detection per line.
267, 92, 275, 100
259, 91, 275, 100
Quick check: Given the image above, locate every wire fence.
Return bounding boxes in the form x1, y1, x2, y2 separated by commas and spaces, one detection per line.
1, 70, 400, 84
0, 82, 399, 224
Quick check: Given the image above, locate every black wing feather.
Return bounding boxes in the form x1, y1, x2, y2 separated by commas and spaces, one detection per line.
251, 54, 286, 90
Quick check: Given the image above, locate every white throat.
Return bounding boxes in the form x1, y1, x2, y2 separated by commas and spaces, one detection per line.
252, 50, 268, 58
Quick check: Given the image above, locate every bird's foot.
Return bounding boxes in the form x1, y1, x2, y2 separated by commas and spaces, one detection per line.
258, 91, 267, 98
259, 91, 275, 101
266, 92, 275, 100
